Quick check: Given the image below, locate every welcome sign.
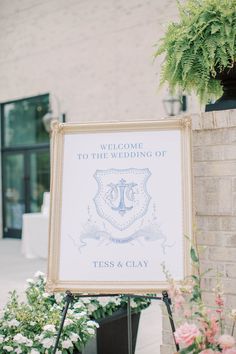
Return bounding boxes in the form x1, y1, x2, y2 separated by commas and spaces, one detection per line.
47, 119, 193, 293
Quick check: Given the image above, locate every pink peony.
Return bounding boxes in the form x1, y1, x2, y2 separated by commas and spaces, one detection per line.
218, 335, 235, 350
174, 322, 200, 347
223, 348, 236, 354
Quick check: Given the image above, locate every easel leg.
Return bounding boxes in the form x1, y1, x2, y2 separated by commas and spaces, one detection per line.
127, 296, 133, 354
53, 291, 74, 354
162, 291, 179, 352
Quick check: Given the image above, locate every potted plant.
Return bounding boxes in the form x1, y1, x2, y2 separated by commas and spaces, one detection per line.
81, 295, 151, 354
162, 245, 236, 354
154, 0, 236, 111
0, 272, 98, 354
0, 272, 151, 354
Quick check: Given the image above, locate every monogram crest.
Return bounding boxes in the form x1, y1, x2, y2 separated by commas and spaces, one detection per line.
94, 168, 151, 230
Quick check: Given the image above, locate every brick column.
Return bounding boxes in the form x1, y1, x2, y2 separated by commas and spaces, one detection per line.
161, 109, 236, 354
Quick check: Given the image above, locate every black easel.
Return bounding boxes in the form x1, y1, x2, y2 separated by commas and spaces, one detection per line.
52, 291, 179, 354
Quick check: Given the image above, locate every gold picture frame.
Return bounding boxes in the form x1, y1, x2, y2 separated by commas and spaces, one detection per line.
47, 118, 193, 294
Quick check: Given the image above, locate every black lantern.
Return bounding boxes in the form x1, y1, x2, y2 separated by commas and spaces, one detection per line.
42, 94, 66, 133
163, 94, 187, 116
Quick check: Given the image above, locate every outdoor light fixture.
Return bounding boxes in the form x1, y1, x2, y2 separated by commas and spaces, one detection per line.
163, 94, 187, 117
42, 94, 66, 133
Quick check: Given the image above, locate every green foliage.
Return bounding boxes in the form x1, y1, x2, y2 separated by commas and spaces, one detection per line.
82, 294, 151, 321
154, 0, 236, 103
190, 247, 199, 263
0, 273, 98, 353
0, 272, 151, 353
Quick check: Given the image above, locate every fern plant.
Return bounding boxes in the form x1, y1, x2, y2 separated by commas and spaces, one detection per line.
155, 0, 236, 103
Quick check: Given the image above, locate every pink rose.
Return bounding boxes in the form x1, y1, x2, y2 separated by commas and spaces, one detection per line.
199, 349, 215, 354
223, 348, 236, 354
174, 294, 185, 310
218, 335, 235, 350
174, 322, 200, 347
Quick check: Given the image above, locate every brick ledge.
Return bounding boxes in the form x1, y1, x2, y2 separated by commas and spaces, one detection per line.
191, 109, 236, 130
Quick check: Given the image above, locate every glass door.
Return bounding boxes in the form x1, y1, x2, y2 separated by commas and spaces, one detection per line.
29, 150, 50, 213
1, 94, 50, 238
2, 153, 25, 238
2, 149, 50, 238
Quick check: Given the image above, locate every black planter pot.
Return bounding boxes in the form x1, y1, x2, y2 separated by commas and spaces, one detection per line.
205, 65, 236, 112
78, 308, 140, 354
97, 308, 140, 354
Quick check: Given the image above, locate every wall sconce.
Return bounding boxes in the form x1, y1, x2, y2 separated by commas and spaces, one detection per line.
163, 94, 187, 117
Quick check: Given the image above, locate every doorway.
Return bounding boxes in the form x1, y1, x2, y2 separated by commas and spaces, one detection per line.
1, 94, 50, 238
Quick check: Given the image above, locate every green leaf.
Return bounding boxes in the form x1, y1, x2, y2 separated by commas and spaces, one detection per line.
191, 274, 199, 281
190, 247, 199, 263
180, 343, 196, 354
211, 23, 220, 34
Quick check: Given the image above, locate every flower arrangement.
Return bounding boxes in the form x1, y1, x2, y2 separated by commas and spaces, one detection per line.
0, 272, 98, 354
0, 271, 151, 353
81, 294, 151, 321
163, 245, 236, 354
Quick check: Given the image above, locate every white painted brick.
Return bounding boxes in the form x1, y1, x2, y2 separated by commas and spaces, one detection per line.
194, 161, 236, 177
194, 177, 232, 215
193, 145, 236, 162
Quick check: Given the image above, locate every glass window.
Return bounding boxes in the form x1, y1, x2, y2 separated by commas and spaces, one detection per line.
2, 95, 49, 147
4, 153, 25, 230
30, 151, 50, 212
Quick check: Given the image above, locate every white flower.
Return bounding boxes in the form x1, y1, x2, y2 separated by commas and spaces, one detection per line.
42, 292, 51, 298
87, 303, 97, 313
55, 293, 63, 303
34, 271, 45, 278
64, 318, 73, 327
30, 350, 41, 354
43, 324, 56, 332
87, 320, 99, 328
26, 338, 33, 347
35, 334, 43, 341
13, 333, 28, 343
73, 302, 84, 309
98, 298, 111, 306
15, 349, 23, 354
113, 298, 121, 306
0, 335, 4, 343
130, 299, 138, 308
70, 332, 80, 342
56, 351, 62, 354
3, 346, 13, 352
26, 278, 35, 284
87, 327, 95, 335
7, 319, 20, 327
40, 337, 55, 348
74, 311, 86, 319
61, 339, 73, 349
82, 298, 90, 304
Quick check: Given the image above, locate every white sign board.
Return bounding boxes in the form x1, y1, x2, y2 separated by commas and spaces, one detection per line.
47, 119, 193, 293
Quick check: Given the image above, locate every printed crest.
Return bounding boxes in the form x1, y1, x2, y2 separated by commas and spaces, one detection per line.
94, 168, 151, 230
